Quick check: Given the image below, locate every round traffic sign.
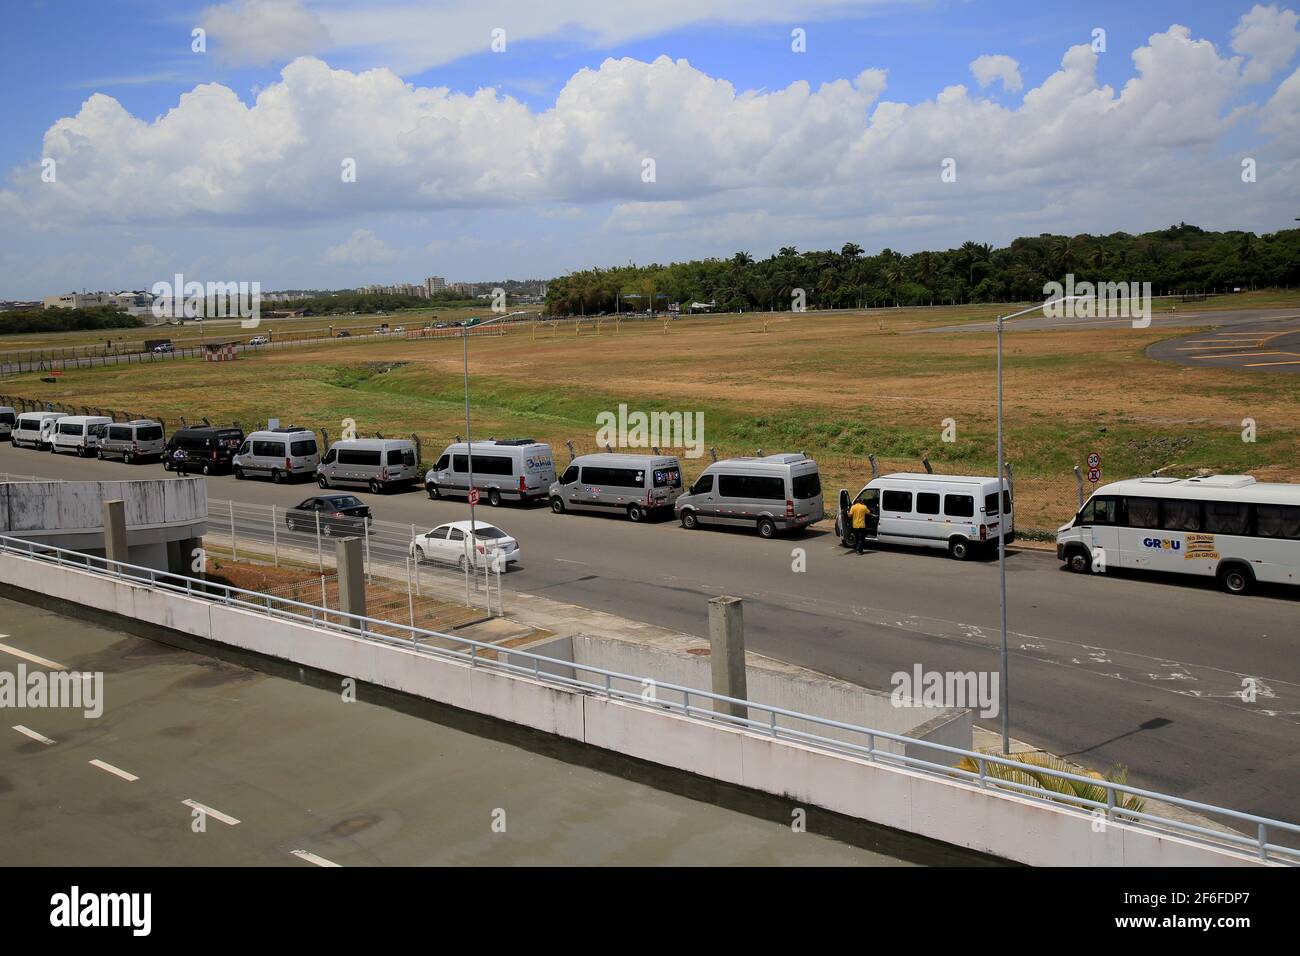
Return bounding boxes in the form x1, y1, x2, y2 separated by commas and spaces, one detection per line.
1087, 452, 1100, 469
1087, 467, 1101, 483
468, 488, 480, 505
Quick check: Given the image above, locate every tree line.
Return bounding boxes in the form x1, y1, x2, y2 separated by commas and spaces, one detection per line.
0, 306, 144, 336
543, 224, 1300, 316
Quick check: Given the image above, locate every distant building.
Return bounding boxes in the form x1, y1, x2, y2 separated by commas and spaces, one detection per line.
42, 291, 161, 322
424, 276, 446, 296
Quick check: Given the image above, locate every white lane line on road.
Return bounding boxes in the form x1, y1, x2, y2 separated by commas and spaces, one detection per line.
553, 558, 590, 565
12, 725, 55, 745
0, 640, 66, 670
89, 759, 138, 781
291, 849, 342, 867
182, 799, 241, 826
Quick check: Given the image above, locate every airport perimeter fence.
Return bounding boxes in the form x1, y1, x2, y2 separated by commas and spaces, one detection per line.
0, 528, 1297, 865
204, 497, 506, 619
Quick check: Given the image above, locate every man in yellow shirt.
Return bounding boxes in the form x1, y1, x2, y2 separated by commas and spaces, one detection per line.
849, 498, 871, 554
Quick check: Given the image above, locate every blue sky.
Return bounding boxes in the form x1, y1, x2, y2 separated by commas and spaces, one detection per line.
1, 0, 1298, 296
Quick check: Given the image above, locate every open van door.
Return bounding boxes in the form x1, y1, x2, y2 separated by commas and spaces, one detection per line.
836, 488, 853, 546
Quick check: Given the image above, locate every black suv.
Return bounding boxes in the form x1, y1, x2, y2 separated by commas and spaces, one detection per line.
164, 426, 245, 475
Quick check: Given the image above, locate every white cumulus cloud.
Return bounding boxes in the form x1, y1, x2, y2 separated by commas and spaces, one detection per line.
201, 0, 331, 66
970, 54, 1023, 94
1232, 3, 1300, 83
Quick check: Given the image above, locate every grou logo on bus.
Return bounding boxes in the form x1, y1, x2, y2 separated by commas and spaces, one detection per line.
1142, 537, 1181, 551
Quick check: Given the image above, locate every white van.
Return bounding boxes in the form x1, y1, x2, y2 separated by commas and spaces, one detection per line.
1057, 474, 1300, 595
836, 472, 1014, 560
317, 438, 421, 493
675, 454, 823, 538
12, 412, 64, 450
233, 427, 321, 483
549, 453, 683, 522
0, 407, 15, 441
50, 415, 113, 456
425, 439, 556, 506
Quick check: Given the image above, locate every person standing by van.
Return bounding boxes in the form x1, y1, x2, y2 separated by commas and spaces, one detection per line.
849, 497, 871, 554
171, 445, 188, 477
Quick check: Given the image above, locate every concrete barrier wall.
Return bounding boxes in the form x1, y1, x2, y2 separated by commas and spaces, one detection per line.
0, 478, 207, 535
0, 549, 1272, 867
567, 632, 972, 756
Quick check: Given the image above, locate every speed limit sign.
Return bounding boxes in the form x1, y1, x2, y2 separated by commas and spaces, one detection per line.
468, 488, 480, 506
1087, 452, 1100, 469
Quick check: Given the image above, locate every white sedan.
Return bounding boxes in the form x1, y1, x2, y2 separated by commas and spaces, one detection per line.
410, 520, 520, 570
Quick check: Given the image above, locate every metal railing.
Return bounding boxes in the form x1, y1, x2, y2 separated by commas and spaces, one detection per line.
0, 531, 1296, 864
207, 497, 505, 616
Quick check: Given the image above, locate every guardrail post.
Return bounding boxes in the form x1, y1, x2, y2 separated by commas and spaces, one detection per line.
101, 499, 128, 565
708, 595, 747, 720
336, 536, 366, 634
1259, 823, 1268, 862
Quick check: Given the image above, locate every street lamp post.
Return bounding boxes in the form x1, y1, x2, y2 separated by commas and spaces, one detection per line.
993, 295, 1082, 754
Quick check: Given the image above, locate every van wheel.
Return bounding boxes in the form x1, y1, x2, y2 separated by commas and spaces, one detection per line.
234, 467, 245, 480
317, 475, 329, 489
97, 449, 105, 460
550, 496, 566, 514
681, 510, 699, 530
1065, 546, 1092, 574
270, 469, 283, 484
202, 462, 212, 475
124, 453, 134, 465
368, 479, 382, 495
757, 518, 776, 539
426, 482, 439, 499
948, 537, 973, 560
163, 460, 172, 471
488, 488, 502, 507
1218, 563, 1253, 596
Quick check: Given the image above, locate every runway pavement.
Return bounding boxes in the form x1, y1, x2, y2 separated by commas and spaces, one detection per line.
3, 443, 1298, 829
1145, 312, 1300, 373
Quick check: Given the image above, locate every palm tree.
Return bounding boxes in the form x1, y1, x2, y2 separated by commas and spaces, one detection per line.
841, 242, 864, 259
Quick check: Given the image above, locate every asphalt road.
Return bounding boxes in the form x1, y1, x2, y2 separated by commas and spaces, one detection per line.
919, 304, 1300, 337
0, 595, 927, 865
3, 444, 1299, 829
1145, 313, 1300, 373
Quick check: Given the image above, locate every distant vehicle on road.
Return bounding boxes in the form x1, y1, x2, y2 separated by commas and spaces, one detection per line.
0, 406, 15, 442
336, 329, 351, 338
248, 335, 269, 346
434, 322, 448, 329
285, 493, 372, 536
233, 427, 320, 483
12, 411, 64, 450
549, 452, 683, 522
425, 439, 555, 506
164, 425, 244, 475
317, 438, 420, 493
393, 326, 405, 334
151, 342, 174, 353
98, 420, 165, 464
836, 472, 1012, 560
410, 520, 520, 571
677, 453, 821, 538
1058, 474, 1300, 595
50, 415, 112, 457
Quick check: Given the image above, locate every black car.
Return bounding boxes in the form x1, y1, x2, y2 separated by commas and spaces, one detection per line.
336, 329, 351, 338
163, 426, 244, 474
285, 494, 372, 536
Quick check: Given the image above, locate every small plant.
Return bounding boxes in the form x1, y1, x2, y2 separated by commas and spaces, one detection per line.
956, 750, 1145, 813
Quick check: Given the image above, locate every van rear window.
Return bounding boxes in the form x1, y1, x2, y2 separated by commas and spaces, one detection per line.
137, 426, 163, 441
944, 494, 974, 518
792, 472, 821, 500
0, 412, 14, 425
292, 440, 318, 457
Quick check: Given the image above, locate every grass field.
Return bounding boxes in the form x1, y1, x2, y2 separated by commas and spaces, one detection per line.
3, 295, 1298, 530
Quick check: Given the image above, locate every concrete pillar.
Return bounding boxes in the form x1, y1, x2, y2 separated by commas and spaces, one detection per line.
336, 537, 366, 630
102, 499, 127, 566
708, 595, 747, 720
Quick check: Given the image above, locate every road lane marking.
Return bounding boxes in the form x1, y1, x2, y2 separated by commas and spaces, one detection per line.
553, 558, 590, 565
0, 641, 66, 670
291, 849, 341, 867
182, 799, 240, 826
13, 725, 55, 745
89, 759, 138, 781
1175, 344, 1264, 350
1189, 351, 1290, 359
1244, 359, 1300, 367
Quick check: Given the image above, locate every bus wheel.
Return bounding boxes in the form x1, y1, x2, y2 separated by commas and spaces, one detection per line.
1218, 564, 1253, 596
948, 537, 972, 560
1066, 546, 1092, 574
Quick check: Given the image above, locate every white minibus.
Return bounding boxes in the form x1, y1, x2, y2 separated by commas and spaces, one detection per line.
1057, 474, 1300, 594
836, 472, 1013, 560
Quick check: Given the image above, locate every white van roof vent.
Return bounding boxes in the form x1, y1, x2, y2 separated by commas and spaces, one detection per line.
763, 453, 807, 464
1184, 474, 1257, 489
1138, 477, 1181, 483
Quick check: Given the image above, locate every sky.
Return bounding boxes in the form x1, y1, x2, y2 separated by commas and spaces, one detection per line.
1, 0, 1298, 297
